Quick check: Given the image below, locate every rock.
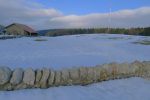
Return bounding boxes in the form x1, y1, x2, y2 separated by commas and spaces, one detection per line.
0, 67, 12, 85
14, 83, 27, 90
0, 83, 12, 91
131, 61, 144, 77
117, 61, 144, 78
86, 67, 95, 84
10, 68, 23, 85
99, 65, 108, 81
79, 67, 88, 85
61, 69, 70, 85
2, 83, 13, 91
40, 68, 50, 88
54, 71, 61, 86
69, 68, 80, 85
35, 69, 42, 83
94, 66, 102, 81
117, 63, 130, 78
121, 62, 145, 78
102, 64, 112, 74
79, 67, 87, 79
35, 69, 42, 88
48, 70, 55, 86
86, 67, 99, 83
23, 68, 35, 86
142, 61, 150, 79
102, 63, 119, 79
110, 63, 119, 79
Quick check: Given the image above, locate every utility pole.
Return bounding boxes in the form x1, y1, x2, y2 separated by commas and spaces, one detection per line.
107, 4, 112, 33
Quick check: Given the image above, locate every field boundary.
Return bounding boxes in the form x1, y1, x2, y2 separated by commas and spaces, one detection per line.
0, 60, 150, 91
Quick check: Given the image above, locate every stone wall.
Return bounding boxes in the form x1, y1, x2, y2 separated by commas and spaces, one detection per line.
0, 61, 150, 91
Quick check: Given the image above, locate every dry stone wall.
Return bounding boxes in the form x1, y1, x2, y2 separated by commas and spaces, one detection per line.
0, 61, 150, 91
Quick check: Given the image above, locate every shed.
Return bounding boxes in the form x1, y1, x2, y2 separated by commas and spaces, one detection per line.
5, 23, 37, 36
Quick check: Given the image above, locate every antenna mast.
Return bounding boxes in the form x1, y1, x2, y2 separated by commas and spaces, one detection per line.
108, 5, 112, 33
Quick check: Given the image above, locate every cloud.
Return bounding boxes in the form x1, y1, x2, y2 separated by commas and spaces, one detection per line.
0, 0, 62, 29
49, 7, 150, 29
0, 0, 150, 30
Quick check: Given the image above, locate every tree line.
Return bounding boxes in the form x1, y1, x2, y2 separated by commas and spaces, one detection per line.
44, 27, 150, 36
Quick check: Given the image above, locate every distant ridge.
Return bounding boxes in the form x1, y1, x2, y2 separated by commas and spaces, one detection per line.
37, 27, 150, 36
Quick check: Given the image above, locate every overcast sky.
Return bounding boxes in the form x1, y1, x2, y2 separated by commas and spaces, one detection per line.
0, 0, 150, 30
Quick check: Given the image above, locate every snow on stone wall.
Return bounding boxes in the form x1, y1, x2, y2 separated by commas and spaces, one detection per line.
0, 61, 150, 91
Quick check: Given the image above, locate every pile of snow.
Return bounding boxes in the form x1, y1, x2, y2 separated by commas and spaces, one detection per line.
0, 34, 149, 70
0, 78, 150, 100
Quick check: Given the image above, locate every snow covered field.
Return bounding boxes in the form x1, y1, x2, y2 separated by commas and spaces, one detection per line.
0, 34, 150, 100
0, 34, 149, 70
1, 77, 150, 100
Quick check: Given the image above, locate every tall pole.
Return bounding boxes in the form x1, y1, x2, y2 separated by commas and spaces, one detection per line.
108, 4, 112, 33
110, 7, 112, 33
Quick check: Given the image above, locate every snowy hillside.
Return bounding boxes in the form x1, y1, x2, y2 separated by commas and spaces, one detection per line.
0, 34, 150, 70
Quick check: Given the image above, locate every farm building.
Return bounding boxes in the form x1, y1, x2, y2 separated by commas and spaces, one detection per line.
5, 23, 38, 36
